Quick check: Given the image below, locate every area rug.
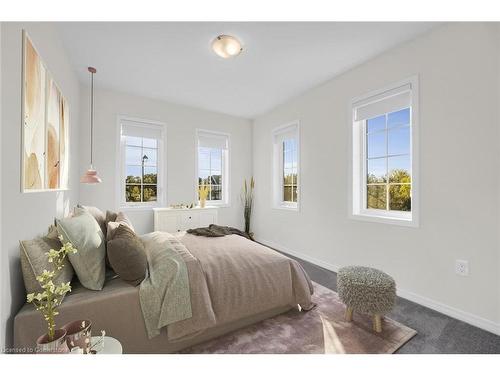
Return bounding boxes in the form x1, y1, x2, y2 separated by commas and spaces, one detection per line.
180, 282, 417, 354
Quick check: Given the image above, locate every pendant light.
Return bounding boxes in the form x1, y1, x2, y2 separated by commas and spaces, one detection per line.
80, 67, 102, 184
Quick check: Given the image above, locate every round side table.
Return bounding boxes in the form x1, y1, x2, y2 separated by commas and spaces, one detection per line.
90, 336, 123, 354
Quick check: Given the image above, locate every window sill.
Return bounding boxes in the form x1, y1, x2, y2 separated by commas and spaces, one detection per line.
120, 204, 163, 212
273, 204, 300, 212
205, 202, 230, 208
350, 211, 417, 227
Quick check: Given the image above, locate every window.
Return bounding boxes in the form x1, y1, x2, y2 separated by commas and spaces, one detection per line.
273, 122, 300, 210
118, 117, 165, 208
196, 130, 229, 205
351, 77, 418, 226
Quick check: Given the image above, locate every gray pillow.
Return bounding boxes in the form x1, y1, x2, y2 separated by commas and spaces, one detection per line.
104, 210, 118, 267
106, 212, 135, 240
77, 204, 107, 237
20, 229, 74, 294
57, 208, 106, 290
107, 225, 147, 286
105, 210, 118, 228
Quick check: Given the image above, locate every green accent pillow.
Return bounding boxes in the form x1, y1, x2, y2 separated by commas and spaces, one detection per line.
77, 204, 107, 238
57, 208, 106, 290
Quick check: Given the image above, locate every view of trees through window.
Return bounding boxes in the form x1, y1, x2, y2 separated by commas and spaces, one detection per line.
283, 138, 298, 203
198, 146, 223, 201
366, 108, 411, 211
125, 136, 158, 203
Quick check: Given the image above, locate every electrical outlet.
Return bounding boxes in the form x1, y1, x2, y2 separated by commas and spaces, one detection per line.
455, 260, 469, 276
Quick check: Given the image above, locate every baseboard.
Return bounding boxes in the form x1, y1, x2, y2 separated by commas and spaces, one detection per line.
256, 237, 500, 336
256, 237, 340, 273
395, 288, 500, 336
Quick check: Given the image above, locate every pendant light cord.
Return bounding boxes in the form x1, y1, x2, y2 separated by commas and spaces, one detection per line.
90, 69, 94, 168
80, 66, 101, 184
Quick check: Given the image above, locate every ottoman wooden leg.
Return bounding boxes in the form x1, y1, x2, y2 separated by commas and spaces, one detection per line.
345, 307, 353, 322
373, 314, 382, 333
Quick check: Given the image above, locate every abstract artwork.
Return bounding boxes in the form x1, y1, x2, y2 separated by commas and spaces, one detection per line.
22, 31, 69, 191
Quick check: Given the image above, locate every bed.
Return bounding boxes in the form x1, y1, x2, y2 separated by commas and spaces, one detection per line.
14, 232, 314, 353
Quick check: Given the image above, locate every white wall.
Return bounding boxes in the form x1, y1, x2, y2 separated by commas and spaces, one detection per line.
79, 88, 253, 234
0, 23, 81, 349
252, 23, 500, 332
0, 21, 4, 351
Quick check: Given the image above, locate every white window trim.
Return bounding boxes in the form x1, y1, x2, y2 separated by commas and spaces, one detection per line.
272, 121, 301, 211
116, 115, 167, 211
194, 129, 231, 207
349, 76, 419, 227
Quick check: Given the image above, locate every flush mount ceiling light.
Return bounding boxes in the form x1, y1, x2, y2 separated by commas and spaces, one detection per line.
211, 34, 243, 59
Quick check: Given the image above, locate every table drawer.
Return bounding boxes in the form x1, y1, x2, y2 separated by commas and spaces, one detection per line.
180, 212, 200, 230
155, 215, 179, 233
153, 207, 218, 232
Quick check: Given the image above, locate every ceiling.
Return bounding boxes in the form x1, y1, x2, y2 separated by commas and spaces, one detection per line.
58, 22, 439, 119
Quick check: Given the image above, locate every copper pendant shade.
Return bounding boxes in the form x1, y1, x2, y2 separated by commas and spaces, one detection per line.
81, 67, 102, 184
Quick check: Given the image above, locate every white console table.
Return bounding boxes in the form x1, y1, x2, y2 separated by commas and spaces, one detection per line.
153, 207, 218, 233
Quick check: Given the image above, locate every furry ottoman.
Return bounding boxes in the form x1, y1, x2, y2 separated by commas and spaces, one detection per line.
337, 266, 396, 333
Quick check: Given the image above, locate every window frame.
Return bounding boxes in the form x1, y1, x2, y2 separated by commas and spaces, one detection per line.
116, 116, 167, 210
350, 76, 419, 227
195, 129, 230, 207
272, 121, 300, 211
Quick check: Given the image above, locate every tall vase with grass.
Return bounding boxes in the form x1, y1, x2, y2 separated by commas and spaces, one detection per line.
199, 184, 209, 208
27, 237, 77, 353
242, 177, 255, 238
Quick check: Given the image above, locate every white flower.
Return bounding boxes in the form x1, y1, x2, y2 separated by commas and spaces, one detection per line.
35, 292, 46, 301
45, 249, 59, 259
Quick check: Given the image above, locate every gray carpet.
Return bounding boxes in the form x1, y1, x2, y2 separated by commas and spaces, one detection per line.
290, 253, 500, 354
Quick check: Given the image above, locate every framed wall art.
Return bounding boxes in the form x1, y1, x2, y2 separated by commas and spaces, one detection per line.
22, 30, 69, 192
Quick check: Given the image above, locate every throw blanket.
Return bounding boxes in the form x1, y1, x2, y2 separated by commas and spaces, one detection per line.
187, 224, 252, 240
139, 232, 193, 338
